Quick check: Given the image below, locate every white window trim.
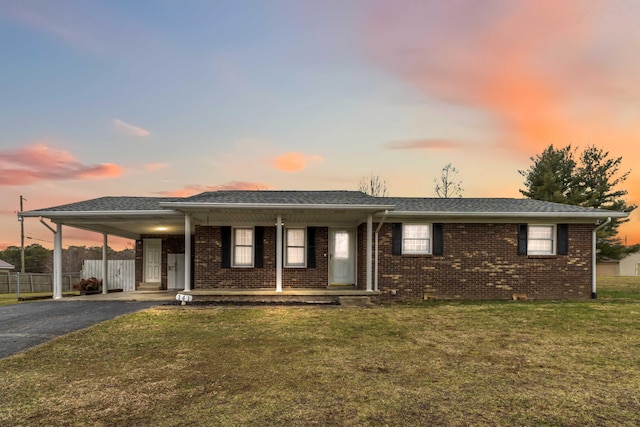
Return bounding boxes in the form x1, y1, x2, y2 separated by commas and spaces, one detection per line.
402, 223, 432, 255
285, 227, 306, 268
527, 224, 556, 256
232, 227, 254, 267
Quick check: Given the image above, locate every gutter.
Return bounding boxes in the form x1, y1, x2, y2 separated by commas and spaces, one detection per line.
374, 210, 389, 292
388, 211, 628, 219
592, 217, 612, 299
20, 210, 184, 218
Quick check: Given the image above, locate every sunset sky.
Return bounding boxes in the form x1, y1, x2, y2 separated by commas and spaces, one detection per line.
1, 0, 639, 251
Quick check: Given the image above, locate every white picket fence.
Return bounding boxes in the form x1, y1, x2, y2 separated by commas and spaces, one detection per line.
82, 260, 135, 292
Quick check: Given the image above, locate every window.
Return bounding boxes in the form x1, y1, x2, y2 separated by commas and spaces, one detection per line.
527, 225, 555, 255
233, 228, 254, 267
402, 224, 431, 254
286, 228, 306, 267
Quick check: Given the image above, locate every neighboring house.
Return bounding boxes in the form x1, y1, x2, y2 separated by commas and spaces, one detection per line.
0, 259, 14, 271
20, 191, 628, 300
597, 253, 640, 276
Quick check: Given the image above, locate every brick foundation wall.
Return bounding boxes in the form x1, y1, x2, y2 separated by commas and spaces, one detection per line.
194, 225, 329, 289
373, 222, 593, 301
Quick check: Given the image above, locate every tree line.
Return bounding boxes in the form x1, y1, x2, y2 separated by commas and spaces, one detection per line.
0, 244, 134, 273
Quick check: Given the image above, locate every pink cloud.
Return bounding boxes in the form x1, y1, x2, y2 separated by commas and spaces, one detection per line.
273, 152, 323, 173
113, 119, 151, 137
0, 144, 123, 186
144, 162, 169, 171
385, 139, 463, 150
362, 1, 640, 157
157, 181, 270, 197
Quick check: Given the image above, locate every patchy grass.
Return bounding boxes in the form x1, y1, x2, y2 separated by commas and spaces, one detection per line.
598, 275, 640, 300
1, 279, 639, 426
0, 292, 79, 306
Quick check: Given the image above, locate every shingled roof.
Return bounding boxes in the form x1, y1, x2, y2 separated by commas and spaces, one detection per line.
25, 196, 179, 212
385, 197, 616, 214
178, 190, 381, 205
21, 191, 624, 218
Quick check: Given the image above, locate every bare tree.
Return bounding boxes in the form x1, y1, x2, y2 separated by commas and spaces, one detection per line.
434, 163, 463, 198
358, 174, 389, 197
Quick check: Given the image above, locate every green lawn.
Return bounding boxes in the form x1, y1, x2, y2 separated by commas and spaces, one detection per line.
1, 278, 639, 426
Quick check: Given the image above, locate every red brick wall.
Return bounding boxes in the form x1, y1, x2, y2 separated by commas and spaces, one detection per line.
370, 222, 593, 301
194, 225, 329, 289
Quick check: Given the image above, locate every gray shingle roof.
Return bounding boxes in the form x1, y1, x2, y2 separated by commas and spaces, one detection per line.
23, 191, 623, 217
181, 191, 380, 205
30, 196, 179, 212
383, 197, 616, 214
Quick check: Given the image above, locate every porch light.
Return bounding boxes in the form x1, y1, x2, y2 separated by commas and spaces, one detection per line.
155, 226, 168, 231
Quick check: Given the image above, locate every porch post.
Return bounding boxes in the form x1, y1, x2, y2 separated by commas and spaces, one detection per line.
102, 233, 108, 295
184, 214, 192, 292
366, 214, 373, 292
53, 223, 63, 299
276, 215, 283, 292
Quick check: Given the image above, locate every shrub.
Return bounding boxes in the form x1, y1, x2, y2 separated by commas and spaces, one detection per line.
74, 277, 103, 292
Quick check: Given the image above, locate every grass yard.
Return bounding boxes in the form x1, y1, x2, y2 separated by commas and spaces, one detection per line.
1, 279, 639, 426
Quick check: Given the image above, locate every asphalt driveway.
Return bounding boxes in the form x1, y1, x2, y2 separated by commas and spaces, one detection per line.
0, 300, 161, 359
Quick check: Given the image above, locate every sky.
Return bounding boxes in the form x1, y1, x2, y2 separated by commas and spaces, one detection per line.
1, 0, 639, 251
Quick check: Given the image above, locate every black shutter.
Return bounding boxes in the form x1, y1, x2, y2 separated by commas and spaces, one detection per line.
392, 223, 402, 255
557, 224, 569, 255
307, 227, 316, 268
433, 223, 444, 256
221, 226, 231, 268
517, 224, 528, 256
254, 226, 264, 267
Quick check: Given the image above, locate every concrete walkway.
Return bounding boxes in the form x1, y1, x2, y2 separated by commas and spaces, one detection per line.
0, 299, 165, 359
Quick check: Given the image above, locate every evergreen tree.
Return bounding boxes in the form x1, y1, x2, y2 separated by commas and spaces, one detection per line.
519, 144, 637, 260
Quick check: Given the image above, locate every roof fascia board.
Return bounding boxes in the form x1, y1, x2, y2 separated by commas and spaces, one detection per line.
20, 210, 184, 218
384, 211, 628, 219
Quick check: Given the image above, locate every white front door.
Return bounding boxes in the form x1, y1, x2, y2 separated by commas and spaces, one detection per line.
329, 229, 356, 285
167, 253, 185, 290
144, 239, 162, 283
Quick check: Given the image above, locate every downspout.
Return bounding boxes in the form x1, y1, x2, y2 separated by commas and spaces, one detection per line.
592, 217, 612, 299
374, 210, 389, 292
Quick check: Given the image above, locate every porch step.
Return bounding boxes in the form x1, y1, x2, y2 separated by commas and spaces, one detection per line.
338, 296, 374, 307
137, 282, 162, 291
195, 294, 339, 305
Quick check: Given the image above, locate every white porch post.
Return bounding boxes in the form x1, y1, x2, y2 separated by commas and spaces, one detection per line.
366, 214, 373, 292
184, 214, 192, 292
53, 224, 63, 299
102, 233, 108, 295
276, 215, 283, 292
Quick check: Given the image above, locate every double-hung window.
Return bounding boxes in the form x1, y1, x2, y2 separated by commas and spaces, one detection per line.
286, 228, 306, 267
402, 224, 431, 255
527, 225, 555, 255
233, 228, 254, 267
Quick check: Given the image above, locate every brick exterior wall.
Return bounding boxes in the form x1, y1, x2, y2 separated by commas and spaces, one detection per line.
367, 222, 593, 301
136, 222, 593, 300
194, 225, 329, 289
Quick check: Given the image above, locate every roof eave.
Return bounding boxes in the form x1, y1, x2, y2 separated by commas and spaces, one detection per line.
386, 211, 628, 219
20, 210, 184, 218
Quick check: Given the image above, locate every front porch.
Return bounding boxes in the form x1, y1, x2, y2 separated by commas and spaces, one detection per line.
188, 288, 381, 304
68, 287, 381, 305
